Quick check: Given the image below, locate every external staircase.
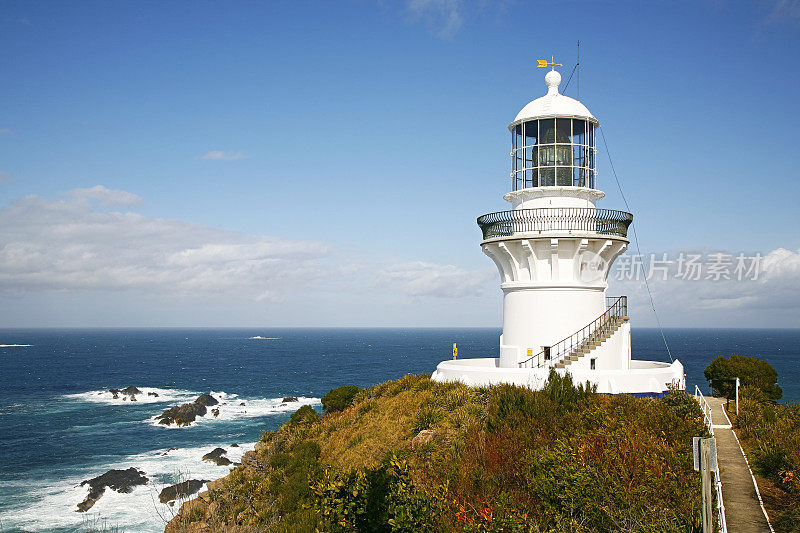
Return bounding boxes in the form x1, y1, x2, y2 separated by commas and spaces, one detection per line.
519, 296, 628, 369
553, 314, 628, 368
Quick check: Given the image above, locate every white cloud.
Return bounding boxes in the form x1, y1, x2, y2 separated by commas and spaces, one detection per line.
201, 150, 247, 161
376, 261, 494, 298
65, 185, 142, 207
407, 0, 464, 38
0, 187, 491, 310
0, 190, 329, 301
608, 248, 800, 327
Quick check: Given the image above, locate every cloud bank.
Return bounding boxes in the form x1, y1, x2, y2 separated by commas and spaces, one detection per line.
0, 187, 490, 309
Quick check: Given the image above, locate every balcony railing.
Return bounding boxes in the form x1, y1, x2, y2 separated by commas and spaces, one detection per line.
477, 208, 633, 240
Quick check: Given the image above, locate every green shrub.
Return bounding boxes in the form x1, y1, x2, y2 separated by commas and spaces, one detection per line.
288, 404, 320, 427
321, 385, 362, 414
704, 354, 782, 400
662, 389, 703, 421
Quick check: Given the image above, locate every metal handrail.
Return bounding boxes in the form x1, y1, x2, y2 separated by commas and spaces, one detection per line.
694, 385, 729, 533
477, 207, 633, 240
518, 296, 628, 369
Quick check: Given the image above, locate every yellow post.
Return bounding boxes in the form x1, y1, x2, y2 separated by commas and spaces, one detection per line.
452, 343, 458, 359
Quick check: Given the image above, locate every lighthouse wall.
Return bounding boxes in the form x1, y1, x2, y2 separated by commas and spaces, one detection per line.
483, 233, 628, 368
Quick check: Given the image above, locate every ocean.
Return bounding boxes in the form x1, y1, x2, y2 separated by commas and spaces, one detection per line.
1, 327, 798, 532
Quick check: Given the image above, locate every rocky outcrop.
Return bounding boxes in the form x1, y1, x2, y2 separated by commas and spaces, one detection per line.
156, 393, 218, 426
195, 393, 219, 407
202, 448, 232, 466
282, 396, 298, 403
108, 386, 142, 400
77, 467, 148, 512
159, 479, 209, 504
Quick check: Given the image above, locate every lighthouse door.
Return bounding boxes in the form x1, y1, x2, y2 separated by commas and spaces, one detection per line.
543, 346, 551, 361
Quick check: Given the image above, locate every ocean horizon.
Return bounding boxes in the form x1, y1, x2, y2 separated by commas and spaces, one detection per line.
1, 327, 798, 532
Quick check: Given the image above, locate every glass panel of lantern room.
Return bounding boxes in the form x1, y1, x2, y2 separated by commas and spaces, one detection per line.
539, 119, 555, 144
573, 145, 585, 167
524, 120, 537, 147
540, 167, 555, 187
573, 166, 585, 187
556, 118, 571, 144
588, 124, 595, 149
514, 124, 523, 151
571, 119, 586, 145
556, 167, 572, 186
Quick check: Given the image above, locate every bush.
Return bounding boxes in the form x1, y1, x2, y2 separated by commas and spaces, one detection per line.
321, 385, 362, 414
662, 389, 703, 421
288, 404, 320, 427
704, 354, 782, 400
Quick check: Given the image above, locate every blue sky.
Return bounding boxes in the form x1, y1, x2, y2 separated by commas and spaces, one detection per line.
1, 0, 799, 327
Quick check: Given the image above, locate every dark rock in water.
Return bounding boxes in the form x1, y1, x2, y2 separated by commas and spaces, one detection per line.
230, 443, 239, 447
77, 467, 147, 512
211, 408, 219, 418
195, 393, 219, 407
156, 394, 219, 426
158, 479, 209, 504
156, 402, 207, 426
130, 395, 137, 402
239, 402, 246, 406
147, 392, 159, 397
109, 388, 120, 399
282, 396, 298, 402
202, 448, 232, 466
121, 386, 142, 396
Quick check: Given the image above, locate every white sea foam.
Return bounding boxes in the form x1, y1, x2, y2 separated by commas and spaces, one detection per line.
0, 344, 32, 347
248, 336, 279, 340
64, 387, 199, 405
3, 442, 257, 532
149, 392, 320, 428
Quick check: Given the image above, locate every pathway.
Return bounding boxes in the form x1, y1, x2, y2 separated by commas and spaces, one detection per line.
705, 396, 772, 533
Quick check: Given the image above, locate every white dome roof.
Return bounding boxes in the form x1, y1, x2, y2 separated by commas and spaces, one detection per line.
510, 70, 597, 128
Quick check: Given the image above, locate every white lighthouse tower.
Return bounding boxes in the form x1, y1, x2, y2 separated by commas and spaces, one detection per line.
432, 66, 684, 395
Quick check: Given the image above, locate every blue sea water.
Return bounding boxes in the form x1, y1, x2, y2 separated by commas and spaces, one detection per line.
0, 327, 798, 532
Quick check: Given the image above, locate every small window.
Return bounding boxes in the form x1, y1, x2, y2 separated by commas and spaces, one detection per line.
590, 358, 596, 370
543, 346, 551, 360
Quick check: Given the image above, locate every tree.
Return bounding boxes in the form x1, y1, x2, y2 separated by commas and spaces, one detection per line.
704, 354, 782, 401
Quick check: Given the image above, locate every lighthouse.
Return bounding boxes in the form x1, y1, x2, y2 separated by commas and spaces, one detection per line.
432, 65, 684, 395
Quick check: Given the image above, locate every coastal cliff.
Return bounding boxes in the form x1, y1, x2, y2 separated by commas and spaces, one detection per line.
167, 372, 706, 532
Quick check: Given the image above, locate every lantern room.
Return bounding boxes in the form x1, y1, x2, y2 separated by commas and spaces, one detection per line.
509, 70, 599, 191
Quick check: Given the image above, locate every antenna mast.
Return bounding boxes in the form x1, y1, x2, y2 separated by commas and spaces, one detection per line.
577, 40, 581, 99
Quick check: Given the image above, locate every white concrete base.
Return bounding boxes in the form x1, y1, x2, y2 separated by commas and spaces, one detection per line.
430, 357, 685, 396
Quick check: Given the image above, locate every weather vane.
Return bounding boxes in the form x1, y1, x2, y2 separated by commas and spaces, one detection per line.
537, 56, 563, 70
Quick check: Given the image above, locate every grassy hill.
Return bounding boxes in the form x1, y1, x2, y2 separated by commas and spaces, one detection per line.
167, 371, 706, 532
